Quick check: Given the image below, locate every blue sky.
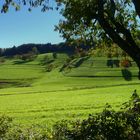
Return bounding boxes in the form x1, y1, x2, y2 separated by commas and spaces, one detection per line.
0, 5, 64, 48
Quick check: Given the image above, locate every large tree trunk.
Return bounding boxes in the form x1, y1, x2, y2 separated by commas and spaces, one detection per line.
98, 0, 140, 79
98, 19, 140, 79
132, 0, 140, 18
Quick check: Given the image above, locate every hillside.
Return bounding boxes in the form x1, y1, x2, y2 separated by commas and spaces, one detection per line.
0, 53, 140, 127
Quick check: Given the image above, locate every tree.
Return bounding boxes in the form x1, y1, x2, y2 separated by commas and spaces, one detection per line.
32, 47, 39, 55
1, 0, 140, 78
0, 0, 55, 13
55, 0, 140, 79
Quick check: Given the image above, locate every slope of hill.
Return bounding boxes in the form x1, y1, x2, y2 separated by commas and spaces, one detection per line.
0, 53, 139, 127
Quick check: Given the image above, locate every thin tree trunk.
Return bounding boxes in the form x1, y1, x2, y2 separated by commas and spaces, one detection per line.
135, 61, 140, 79
138, 70, 140, 80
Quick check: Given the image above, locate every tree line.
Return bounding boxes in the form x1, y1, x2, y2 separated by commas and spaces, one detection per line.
0, 42, 92, 57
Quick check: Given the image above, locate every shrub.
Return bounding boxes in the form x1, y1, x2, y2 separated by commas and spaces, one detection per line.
20, 53, 37, 62
4, 126, 49, 140
41, 55, 55, 66
53, 52, 57, 59
52, 91, 140, 140
46, 64, 54, 72
0, 57, 5, 63
107, 52, 112, 58
0, 115, 12, 139
120, 59, 132, 68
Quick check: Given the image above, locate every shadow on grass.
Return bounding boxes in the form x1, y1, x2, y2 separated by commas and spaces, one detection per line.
13, 59, 34, 65
63, 75, 137, 78
121, 69, 132, 81
0, 82, 140, 97
13, 60, 30, 64
40, 59, 55, 66
0, 79, 32, 91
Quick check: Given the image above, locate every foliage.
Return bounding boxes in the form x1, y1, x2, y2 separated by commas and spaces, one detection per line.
56, 0, 139, 45
52, 92, 140, 140
32, 47, 39, 55
53, 52, 57, 59
4, 125, 49, 140
40, 54, 59, 72
89, 44, 124, 59
1, 0, 140, 79
46, 64, 54, 72
0, 57, 6, 63
20, 53, 37, 62
74, 47, 89, 57
0, 115, 12, 139
0, 117, 49, 139
0, 54, 140, 128
120, 59, 132, 68
0, 0, 55, 13
56, 0, 140, 79
40, 54, 54, 65
1, 43, 76, 57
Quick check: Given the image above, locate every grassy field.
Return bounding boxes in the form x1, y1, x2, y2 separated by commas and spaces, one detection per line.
0, 53, 140, 128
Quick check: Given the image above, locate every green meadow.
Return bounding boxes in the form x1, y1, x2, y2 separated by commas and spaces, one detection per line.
0, 53, 140, 128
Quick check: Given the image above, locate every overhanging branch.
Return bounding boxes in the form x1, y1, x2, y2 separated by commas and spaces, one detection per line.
97, 0, 140, 61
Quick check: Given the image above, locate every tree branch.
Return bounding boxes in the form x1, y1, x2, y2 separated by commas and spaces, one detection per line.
97, 0, 140, 61
110, 17, 138, 48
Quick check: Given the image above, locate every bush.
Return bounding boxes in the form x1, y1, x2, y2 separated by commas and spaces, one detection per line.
53, 52, 57, 59
0, 115, 12, 139
20, 53, 37, 62
40, 55, 55, 66
0, 57, 5, 63
4, 126, 49, 140
46, 64, 54, 72
52, 91, 140, 140
120, 59, 132, 68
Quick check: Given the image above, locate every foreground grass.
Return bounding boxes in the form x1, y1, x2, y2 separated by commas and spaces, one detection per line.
0, 84, 140, 128
0, 54, 139, 128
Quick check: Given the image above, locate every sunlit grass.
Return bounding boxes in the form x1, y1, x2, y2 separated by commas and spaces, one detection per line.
0, 54, 139, 127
